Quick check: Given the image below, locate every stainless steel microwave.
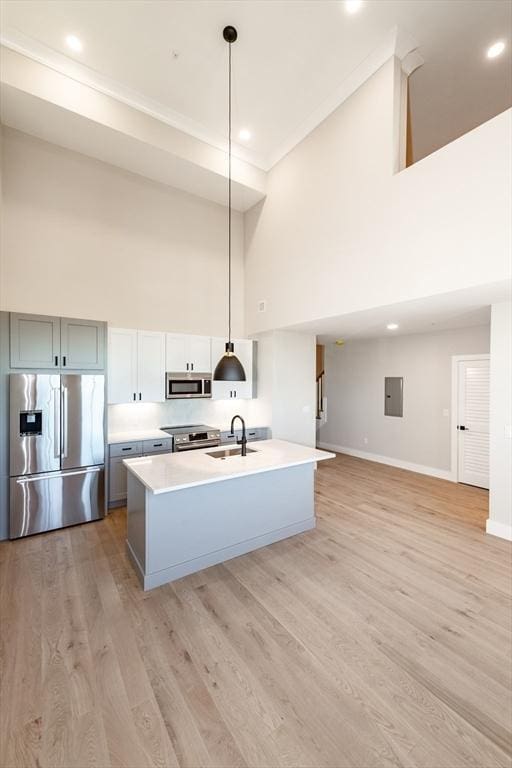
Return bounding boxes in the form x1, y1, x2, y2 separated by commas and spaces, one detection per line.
166, 372, 212, 399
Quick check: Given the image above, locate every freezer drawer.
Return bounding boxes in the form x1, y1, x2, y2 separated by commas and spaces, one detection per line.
10, 466, 104, 539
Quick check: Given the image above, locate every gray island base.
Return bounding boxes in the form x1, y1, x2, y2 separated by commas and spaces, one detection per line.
124, 439, 335, 591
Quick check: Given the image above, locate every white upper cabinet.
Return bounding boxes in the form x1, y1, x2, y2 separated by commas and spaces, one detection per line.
108, 328, 165, 404
166, 334, 211, 373
165, 334, 188, 372
108, 330, 254, 403
137, 330, 166, 403
190, 336, 212, 372
108, 328, 138, 404
211, 338, 255, 400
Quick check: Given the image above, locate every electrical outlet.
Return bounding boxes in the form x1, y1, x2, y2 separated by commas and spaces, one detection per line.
363, 437, 368, 445
258, 300, 267, 313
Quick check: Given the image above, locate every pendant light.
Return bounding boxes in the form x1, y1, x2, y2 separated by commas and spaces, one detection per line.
213, 25, 246, 382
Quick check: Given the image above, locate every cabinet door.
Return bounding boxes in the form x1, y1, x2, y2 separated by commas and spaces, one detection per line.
189, 336, 212, 372
166, 334, 188, 372
233, 339, 254, 399
108, 328, 138, 404
142, 438, 173, 454
211, 338, 230, 400
61, 318, 105, 370
210, 338, 252, 400
10, 313, 60, 369
212, 338, 254, 400
137, 331, 165, 402
109, 456, 129, 503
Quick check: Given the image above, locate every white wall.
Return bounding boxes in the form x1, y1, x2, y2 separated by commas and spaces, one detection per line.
244, 56, 511, 335
488, 301, 512, 540
318, 325, 490, 475
0, 127, 245, 337
0, 48, 266, 210
254, 330, 316, 447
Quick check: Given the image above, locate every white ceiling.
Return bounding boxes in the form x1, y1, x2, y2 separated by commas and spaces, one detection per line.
287, 281, 511, 342
1, 0, 510, 169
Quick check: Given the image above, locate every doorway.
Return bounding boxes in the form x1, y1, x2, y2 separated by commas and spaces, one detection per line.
452, 355, 490, 489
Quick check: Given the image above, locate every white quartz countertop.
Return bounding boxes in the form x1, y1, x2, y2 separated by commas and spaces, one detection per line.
108, 428, 171, 444
123, 439, 335, 495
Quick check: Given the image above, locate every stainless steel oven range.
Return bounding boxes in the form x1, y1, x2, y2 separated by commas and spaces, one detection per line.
161, 424, 220, 452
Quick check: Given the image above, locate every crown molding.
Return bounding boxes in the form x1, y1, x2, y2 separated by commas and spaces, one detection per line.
1, 24, 421, 173
265, 26, 420, 169
0, 28, 268, 170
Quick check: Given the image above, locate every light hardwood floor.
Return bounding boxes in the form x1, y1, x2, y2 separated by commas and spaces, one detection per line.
1, 453, 511, 768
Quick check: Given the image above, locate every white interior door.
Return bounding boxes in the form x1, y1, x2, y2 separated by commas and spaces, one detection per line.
457, 359, 490, 489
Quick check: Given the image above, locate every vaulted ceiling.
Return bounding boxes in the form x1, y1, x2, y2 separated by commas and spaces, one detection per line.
1, 0, 511, 169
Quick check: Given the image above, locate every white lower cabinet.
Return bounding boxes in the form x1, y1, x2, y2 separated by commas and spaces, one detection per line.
108, 328, 165, 403
211, 338, 255, 400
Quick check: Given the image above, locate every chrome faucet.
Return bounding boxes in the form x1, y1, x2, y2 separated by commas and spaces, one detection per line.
230, 415, 247, 456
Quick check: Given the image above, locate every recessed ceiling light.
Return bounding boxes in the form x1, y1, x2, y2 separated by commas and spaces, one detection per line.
487, 41, 506, 59
65, 34, 83, 53
344, 0, 363, 14
386, 323, 399, 330
239, 129, 251, 142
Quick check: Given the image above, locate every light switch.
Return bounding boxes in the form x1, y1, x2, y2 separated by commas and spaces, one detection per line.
442, 408, 449, 417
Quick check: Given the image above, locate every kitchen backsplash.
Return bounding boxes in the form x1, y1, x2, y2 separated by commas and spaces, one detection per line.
108, 398, 270, 434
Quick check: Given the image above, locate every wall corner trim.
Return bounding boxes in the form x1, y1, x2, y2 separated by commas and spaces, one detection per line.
486, 518, 512, 542
316, 442, 456, 482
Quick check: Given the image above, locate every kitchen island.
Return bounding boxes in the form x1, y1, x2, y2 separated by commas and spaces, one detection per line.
124, 439, 335, 590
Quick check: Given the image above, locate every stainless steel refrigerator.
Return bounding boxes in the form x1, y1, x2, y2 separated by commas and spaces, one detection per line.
9, 373, 105, 538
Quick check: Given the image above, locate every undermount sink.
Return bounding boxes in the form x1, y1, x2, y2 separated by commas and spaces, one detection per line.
207, 447, 258, 459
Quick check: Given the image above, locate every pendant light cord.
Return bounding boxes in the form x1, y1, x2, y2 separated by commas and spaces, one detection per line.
228, 39, 232, 347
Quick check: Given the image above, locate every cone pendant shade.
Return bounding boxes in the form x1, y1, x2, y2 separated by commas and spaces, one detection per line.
213, 342, 246, 381
213, 25, 247, 382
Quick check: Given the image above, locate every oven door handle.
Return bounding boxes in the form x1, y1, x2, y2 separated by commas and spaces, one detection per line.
175, 440, 220, 452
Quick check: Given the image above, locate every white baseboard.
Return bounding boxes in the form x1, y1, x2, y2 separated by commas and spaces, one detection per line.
317, 442, 455, 482
486, 519, 512, 541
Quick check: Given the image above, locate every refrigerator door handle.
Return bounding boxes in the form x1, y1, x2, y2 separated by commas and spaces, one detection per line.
14, 466, 102, 483
62, 386, 69, 459
53, 387, 60, 458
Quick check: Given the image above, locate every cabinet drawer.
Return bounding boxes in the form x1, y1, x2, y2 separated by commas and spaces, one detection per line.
142, 438, 173, 454
220, 428, 267, 445
220, 431, 237, 444
109, 441, 143, 458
